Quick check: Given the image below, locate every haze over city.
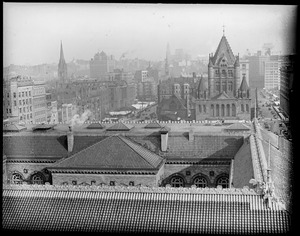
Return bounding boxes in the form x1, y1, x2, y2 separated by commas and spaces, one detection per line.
3, 3, 297, 66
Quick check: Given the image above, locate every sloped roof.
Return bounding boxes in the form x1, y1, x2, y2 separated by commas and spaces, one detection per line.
3, 123, 27, 132
3, 135, 106, 159
49, 135, 163, 170
106, 122, 133, 131
239, 75, 249, 91
211, 36, 236, 65
232, 137, 254, 188
86, 123, 105, 129
32, 124, 55, 131
2, 186, 290, 234
144, 120, 162, 129
223, 123, 251, 132
211, 91, 232, 100
197, 76, 207, 91
166, 135, 244, 159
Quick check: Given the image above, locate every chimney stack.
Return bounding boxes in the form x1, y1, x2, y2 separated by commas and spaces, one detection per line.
189, 128, 194, 141
160, 127, 169, 152
67, 126, 74, 152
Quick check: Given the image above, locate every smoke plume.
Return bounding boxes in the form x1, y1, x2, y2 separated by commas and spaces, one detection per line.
70, 109, 92, 127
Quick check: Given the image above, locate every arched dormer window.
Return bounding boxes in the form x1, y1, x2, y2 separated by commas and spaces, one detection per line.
216, 175, 229, 188
31, 172, 45, 185
193, 176, 208, 188
170, 176, 185, 187
11, 172, 23, 184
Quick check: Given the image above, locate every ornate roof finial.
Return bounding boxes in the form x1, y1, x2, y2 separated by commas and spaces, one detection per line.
223, 24, 225, 36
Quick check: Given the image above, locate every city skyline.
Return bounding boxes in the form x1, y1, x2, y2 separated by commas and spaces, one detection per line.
3, 3, 297, 66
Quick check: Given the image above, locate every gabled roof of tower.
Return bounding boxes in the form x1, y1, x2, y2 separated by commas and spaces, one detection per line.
59, 41, 66, 65
212, 36, 236, 65
211, 91, 232, 100
239, 76, 249, 91
197, 76, 207, 91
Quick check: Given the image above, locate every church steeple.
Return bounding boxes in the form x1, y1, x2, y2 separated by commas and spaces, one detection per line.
58, 41, 68, 81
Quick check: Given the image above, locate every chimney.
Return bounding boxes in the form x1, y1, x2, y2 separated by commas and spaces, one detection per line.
189, 129, 194, 141
67, 126, 74, 152
160, 128, 169, 152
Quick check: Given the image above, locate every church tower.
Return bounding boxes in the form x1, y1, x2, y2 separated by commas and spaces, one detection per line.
165, 43, 170, 77
58, 41, 68, 81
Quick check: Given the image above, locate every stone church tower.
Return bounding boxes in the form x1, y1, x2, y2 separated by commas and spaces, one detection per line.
195, 32, 251, 120
58, 41, 68, 81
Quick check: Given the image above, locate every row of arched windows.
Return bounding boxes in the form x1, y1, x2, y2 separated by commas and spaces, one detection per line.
168, 174, 229, 188
10, 172, 45, 185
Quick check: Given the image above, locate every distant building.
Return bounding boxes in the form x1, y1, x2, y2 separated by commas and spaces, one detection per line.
89, 51, 115, 79
137, 78, 157, 101
194, 33, 251, 120
32, 81, 47, 123
3, 76, 47, 123
247, 52, 269, 89
280, 55, 295, 118
134, 70, 148, 83
264, 55, 282, 90
240, 58, 249, 86
61, 103, 77, 124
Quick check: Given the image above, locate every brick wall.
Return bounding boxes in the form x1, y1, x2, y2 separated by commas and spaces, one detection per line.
162, 163, 230, 187
52, 173, 160, 187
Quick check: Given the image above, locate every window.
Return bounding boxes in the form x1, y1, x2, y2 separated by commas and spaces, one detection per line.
31, 174, 44, 185
25, 91, 28, 97
129, 181, 134, 186
170, 176, 184, 188
216, 82, 220, 91
23, 107, 25, 112
222, 82, 226, 91
199, 105, 202, 113
9, 109, 11, 113
14, 101, 17, 106
19, 92, 21, 97
246, 104, 249, 112
193, 176, 208, 188
22, 92, 24, 97
216, 176, 229, 188
30, 113, 32, 118
110, 181, 115, 186
19, 100, 21, 105
29, 91, 31, 96
203, 105, 206, 113
23, 100, 25, 105
228, 70, 233, 77
11, 173, 23, 184
13, 92, 16, 98
215, 70, 219, 76
20, 116, 22, 120
222, 70, 226, 77
91, 180, 96, 185
241, 104, 244, 112
228, 82, 233, 91
7, 93, 9, 98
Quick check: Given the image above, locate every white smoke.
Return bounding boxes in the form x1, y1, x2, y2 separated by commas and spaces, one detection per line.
70, 109, 92, 127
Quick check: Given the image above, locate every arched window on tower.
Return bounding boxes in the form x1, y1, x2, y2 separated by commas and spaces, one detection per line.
31, 173, 45, 185
222, 70, 227, 77
170, 176, 185, 188
216, 175, 229, 188
11, 173, 23, 184
193, 176, 208, 188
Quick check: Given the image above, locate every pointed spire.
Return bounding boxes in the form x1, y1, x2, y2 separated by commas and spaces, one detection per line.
59, 40, 65, 64
223, 24, 225, 36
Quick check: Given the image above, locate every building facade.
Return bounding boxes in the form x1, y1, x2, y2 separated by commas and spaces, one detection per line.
32, 81, 47, 123
194, 34, 251, 120
280, 55, 295, 118
89, 51, 115, 79
264, 55, 282, 90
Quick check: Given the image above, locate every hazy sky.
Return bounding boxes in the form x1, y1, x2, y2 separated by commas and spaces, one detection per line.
3, 3, 297, 66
